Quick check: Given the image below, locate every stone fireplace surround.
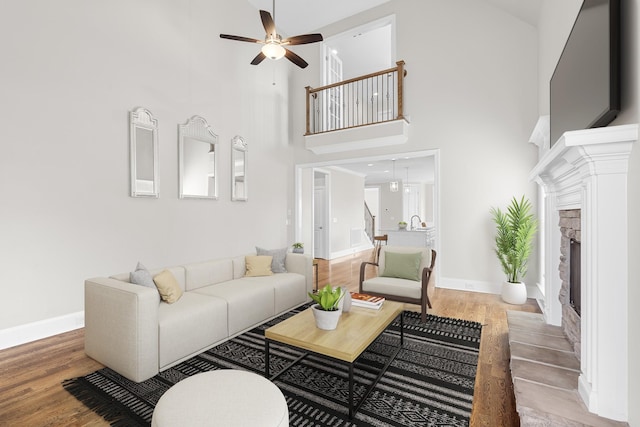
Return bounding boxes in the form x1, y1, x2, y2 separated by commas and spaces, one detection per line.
559, 209, 581, 359
529, 123, 637, 422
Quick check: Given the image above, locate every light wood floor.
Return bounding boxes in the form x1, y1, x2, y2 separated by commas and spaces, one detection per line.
0, 250, 540, 426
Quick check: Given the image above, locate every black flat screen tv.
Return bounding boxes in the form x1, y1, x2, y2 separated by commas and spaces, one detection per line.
549, 0, 620, 146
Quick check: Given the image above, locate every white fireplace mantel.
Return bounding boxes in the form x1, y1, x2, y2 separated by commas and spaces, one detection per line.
529, 123, 637, 422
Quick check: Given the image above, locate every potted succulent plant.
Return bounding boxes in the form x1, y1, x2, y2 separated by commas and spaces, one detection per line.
490, 195, 538, 304
398, 221, 407, 230
292, 242, 304, 254
308, 284, 344, 330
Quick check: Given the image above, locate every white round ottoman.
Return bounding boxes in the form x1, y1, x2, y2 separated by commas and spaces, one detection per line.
151, 370, 288, 427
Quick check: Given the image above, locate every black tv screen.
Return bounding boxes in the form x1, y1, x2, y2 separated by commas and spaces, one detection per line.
550, 0, 620, 146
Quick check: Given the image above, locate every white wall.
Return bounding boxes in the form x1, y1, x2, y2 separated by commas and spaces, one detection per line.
291, 0, 539, 289
0, 0, 297, 336
328, 168, 366, 257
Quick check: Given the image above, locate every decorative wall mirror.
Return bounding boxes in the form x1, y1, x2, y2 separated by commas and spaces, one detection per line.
178, 116, 218, 199
129, 107, 159, 198
231, 136, 248, 201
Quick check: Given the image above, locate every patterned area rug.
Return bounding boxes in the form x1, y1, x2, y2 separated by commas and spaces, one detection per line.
64, 305, 482, 426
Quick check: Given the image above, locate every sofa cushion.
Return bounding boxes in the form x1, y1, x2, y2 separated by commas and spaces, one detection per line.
256, 247, 288, 273
153, 270, 183, 303
192, 279, 275, 336
129, 262, 156, 288
243, 273, 307, 314
158, 293, 228, 369
380, 251, 422, 281
112, 266, 186, 290
245, 256, 273, 277
184, 259, 234, 291
361, 276, 422, 299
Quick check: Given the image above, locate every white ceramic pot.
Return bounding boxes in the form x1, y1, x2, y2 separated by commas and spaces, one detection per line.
311, 304, 342, 330
338, 287, 351, 312
501, 281, 528, 305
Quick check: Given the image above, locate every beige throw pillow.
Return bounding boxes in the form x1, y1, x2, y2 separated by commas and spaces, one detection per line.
153, 270, 183, 303
245, 255, 274, 277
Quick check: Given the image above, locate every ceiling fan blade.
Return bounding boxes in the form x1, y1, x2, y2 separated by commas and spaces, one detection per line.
259, 10, 276, 36
251, 52, 267, 65
283, 34, 324, 46
220, 34, 262, 44
284, 48, 308, 69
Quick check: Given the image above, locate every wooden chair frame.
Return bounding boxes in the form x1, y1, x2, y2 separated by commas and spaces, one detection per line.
359, 249, 436, 323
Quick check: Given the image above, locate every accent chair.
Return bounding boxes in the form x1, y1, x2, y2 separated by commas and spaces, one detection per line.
359, 245, 436, 322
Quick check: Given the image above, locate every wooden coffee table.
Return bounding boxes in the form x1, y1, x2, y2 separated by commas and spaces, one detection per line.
264, 301, 404, 418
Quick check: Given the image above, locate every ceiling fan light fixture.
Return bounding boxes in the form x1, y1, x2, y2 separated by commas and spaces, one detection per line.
261, 42, 285, 60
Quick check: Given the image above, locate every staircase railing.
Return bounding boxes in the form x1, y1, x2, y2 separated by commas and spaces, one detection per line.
364, 202, 375, 244
305, 60, 407, 135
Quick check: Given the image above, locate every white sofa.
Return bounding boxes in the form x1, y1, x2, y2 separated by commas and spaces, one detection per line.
84, 253, 312, 382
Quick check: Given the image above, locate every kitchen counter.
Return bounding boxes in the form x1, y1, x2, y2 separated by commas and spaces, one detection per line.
381, 228, 435, 248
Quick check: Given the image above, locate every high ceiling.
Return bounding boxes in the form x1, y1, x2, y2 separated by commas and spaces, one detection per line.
247, 0, 542, 36
246, 0, 391, 36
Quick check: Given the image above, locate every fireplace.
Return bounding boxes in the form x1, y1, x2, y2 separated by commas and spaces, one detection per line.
529, 122, 637, 422
558, 209, 581, 358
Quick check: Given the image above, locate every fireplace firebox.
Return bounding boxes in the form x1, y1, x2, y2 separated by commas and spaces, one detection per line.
569, 238, 581, 316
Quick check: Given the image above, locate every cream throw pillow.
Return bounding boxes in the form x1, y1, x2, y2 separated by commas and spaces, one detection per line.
153, 270, 183, 303
245, 255, 274, 277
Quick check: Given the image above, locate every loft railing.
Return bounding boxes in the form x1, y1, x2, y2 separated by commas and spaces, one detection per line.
305, 60, 406, 135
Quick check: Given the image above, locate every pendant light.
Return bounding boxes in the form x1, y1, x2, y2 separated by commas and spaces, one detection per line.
390, 159, 398, 192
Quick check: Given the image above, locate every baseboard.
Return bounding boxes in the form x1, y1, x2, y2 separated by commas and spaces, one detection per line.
439, 277, 501, 294
0, 311, 84, 350
330, 243, 374, 260
440, 278, 541, 301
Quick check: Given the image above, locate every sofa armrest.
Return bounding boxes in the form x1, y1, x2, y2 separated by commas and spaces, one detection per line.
285, 253, 313, 296
84, 277, 160, 382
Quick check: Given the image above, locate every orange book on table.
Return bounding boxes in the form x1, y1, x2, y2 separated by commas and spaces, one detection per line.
350, 292, 385, 309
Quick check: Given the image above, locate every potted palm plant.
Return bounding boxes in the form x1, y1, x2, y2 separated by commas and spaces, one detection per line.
490, 196, 537, 304
308, 284, 344, 330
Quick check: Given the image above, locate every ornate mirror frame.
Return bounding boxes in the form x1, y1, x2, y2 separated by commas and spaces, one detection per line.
178, 115, 218, 199
130, 107, 159, 198
231, 135, 248, 201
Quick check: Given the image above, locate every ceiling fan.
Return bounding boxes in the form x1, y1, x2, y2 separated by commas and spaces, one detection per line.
219, 0, 323, 69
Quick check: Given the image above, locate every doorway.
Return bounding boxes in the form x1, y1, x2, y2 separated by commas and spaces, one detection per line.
321, 15, 396, 83
295, 149, 440, 277
364, 187, 380, 236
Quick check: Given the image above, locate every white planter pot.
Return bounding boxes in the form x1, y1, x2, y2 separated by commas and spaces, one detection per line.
339, 289, 352, 313
311, 304, 342, 330
501, 281, 528, 305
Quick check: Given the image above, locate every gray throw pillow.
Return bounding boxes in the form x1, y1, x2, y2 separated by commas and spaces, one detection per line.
256, 247, 287, 273
130, 262, 156, 288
